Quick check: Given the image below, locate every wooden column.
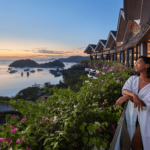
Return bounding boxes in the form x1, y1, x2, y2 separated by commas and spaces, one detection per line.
95, 54, 97, 60
90, 56, 93, 60
141, 43, 147, 56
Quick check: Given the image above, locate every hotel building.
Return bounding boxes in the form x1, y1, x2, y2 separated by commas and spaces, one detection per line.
84, 0, 150, 68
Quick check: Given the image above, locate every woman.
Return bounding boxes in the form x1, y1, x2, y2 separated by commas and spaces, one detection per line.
115, 56, 150, 150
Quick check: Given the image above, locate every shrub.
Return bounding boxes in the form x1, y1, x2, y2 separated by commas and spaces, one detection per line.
0, 61, 133, 150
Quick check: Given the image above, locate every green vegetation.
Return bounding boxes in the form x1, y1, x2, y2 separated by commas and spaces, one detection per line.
15, 87, 44, 102
0, 61, 134, 150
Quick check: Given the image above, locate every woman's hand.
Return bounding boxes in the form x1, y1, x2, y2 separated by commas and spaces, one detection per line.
115, 96, 128, 106
132, 94, 143, 111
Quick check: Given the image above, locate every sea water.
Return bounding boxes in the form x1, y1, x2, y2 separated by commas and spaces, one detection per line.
0, 60, 77, 97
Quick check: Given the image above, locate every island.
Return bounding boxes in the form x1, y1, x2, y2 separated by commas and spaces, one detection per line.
9, 59, 65, 68
58, 56, 89, 62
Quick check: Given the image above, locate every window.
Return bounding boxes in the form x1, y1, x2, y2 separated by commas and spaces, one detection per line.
147, 43, 150, 57
120, 51, 124, 63
117, 53, 120, 62
113, 53, 117, 61
134, 47, 136, 66
137, 45, 141, 59
124, 51, 126, 65
0, 116, 6, 123
127, 49, 133, 67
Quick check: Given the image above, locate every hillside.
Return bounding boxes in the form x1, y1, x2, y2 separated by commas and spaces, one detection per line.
9, 59, 65, 68
9, 59, 39, 68
58, 56, 89, 62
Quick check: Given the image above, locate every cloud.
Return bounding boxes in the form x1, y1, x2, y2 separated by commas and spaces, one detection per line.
32, 47, 73, 54
73, 47, 86, 50
0, 49, 12, 51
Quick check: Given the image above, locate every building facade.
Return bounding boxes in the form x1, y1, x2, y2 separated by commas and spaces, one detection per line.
84, 0, 150, 68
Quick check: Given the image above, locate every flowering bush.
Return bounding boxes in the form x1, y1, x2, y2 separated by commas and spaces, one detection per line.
0, 61, 134, 150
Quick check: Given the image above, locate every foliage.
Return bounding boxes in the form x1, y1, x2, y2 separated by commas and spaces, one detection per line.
0, 61, 134, 150
0, 96, 12, 101
15, 87, 44, 101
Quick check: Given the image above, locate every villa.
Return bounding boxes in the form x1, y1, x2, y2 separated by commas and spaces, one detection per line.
84, 0, 150, 68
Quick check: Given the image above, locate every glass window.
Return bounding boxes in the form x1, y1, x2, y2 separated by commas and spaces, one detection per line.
117, 53, 120, 62
124, 51, 126, 65
113, 53, 117, 61
120, 52, 124, 63
128, 49, 133, 67
137, 45, 141, 59
147, 43, 150, 57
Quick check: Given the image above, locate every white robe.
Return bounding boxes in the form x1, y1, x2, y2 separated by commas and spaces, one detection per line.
122, 75, 150, 150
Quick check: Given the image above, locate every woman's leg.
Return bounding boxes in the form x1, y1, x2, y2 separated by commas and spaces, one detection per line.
131, 122, 143, 150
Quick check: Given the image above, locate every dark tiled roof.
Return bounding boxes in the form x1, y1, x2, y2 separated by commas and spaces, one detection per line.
0, 104, 16, 112
90, 44, 97, 49
111, 31, 117, 38
100, 40, 107, 46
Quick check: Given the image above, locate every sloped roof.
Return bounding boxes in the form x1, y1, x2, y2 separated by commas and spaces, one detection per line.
95, 40, 107, 52
0, 104, 17, 113
116, 9, 128, 42
100, 40, 107, 46
111, 31, 117, 38
90, 44, 97, 49
84, 44, 97, 54
105, 31, 117, 48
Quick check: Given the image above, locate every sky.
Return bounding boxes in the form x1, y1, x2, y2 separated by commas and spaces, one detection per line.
0, 0, 123, 60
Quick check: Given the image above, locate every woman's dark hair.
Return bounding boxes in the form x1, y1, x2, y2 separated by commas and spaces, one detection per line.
134, 56, 150, 78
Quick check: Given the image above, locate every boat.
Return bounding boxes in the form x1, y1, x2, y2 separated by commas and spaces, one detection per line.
85, 68, 90, 72
49, 70, 62, 76
8, 68, 12, 70
30, 70, 35, 73
9, 70, 17, 73
37, 68, 43, 71
24, 68, 30, 71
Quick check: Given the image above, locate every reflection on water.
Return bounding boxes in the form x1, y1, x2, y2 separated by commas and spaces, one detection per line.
0, 60, 78, 97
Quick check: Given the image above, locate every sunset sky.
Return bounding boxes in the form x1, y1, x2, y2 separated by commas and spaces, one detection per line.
0, 0, 123, 60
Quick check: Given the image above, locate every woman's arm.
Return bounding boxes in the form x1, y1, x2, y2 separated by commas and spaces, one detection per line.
123, 89, 146, 107
123, 89, 134, 97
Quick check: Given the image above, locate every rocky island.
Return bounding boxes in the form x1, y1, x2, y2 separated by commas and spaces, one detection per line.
9, 59, 65, 68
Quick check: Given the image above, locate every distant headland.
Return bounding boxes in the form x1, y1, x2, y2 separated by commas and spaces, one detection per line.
9, 59, 65, 68
58, 56, 89, 62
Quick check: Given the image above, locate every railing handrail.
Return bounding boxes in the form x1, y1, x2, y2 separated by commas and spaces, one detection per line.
109, 100, 129, 150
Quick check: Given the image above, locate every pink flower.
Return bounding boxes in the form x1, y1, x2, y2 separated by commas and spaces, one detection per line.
50, 120, 54, 124
59, 131, 61, 134
6, 142, 9, 146
45, 117, 48, 120
12, 115, 18, 118
16, 139, 20, 144
11, 128, 17, 132
98, 125, 102, 132
117, 77, 120, 79
10, 125, 14, 129
111, 124, 115, 130
110, 85, 112, 88
22, 137, 25, 142
109, 129, 116, 134
22, 118, 26, 122
26, 148, 30, 150
102, 85, 104, 87
0, 138, 3, 143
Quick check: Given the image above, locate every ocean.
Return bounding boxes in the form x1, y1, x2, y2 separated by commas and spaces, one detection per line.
0, 60, 77, 97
